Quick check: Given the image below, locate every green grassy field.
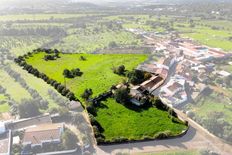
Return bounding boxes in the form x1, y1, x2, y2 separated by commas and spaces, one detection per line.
95, 98, 187, 141
26, 53, 147, 99
175, 23, 232, 51
187, 92, 232, 124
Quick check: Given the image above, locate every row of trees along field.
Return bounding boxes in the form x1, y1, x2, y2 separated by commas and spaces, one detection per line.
14, 48, 76, 102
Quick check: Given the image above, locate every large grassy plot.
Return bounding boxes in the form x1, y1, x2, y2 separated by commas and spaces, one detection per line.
26, 52, 147, 99
96, 98, 187, 141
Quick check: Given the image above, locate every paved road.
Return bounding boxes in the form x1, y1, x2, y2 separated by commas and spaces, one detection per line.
95, 109, 232, 155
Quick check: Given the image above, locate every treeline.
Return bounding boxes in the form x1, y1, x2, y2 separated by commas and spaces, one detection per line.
0, 27, 66, 37
14, 48, 77, 101
0, 48, 14, 66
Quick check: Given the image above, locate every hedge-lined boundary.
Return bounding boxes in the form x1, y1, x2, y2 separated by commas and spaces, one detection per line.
96, 125, 189, 145
85, 87, 189, 145
14, 48, 78, 102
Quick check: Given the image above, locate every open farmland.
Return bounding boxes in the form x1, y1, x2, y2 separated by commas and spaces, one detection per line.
0, 94, 9, 113
186, 92, 232, 125
23, 51, 187, 143
0, 13, 90, 22
25, 52, 147, 99
0, 69, 31, 101
53, 25, 142, 53
95, 98, 187, 141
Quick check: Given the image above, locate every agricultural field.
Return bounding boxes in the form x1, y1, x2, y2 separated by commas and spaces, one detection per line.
187, 91, 232, 124
0, 36, 51, 56
0, 13, 90, 22
174, 20, 232, 52
0, 94, 9, 113
25, 52, 148, 100
0, 69, 31, 101
9, 63, 61, 109
53, 25, 142, 53
95, 98, 187, 141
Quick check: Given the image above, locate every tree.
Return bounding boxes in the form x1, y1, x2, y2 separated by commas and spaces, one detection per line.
48, 107, 59, 115
79, 56, 86, 61
57, 85, 65, 93
223, 125, 232, 142
150, 97, 167, 110
203, 111, 225, 136
62, 129, 78, 150
66, 92, 75, 100
223, 76, 231, 87
63, 68, 82, 78
18, 99, 40, 118
81, 89, 93, 100
39, 100, 49, 110
114, 88, 130, 104
58, 107, 70, 118
63, 69, 73, 78
127, 70, 145, 85
108, 41, 118, 48
113, 65, 125, 75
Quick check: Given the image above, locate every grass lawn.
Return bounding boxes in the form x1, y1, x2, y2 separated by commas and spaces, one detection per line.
95, 98, 187, 141
26, 53, 147, 100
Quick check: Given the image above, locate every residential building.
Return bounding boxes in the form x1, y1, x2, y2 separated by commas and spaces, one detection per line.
0, 130, 12, 155
22, 123, 64, 150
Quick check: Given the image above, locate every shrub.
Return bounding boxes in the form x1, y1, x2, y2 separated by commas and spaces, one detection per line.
113, 65, 126, 75
114, 87, 131, 104
62, 129, 78, 150
81, 89, 93, 100
155, 131, 172, 139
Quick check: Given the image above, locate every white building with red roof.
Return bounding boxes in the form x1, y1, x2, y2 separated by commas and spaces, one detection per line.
159, 75, 188, 107
22, 123, 64, 149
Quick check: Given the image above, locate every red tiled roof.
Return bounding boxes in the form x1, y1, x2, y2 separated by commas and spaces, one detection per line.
167, 82, 182, 92
23, 123, 63, 145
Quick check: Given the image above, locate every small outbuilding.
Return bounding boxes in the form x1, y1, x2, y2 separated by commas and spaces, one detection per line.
0, 122, 6, 134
